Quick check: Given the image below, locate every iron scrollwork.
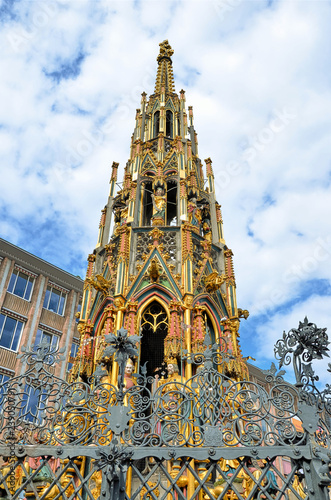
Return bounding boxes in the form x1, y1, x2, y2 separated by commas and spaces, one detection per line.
274, 316, 329, 387
0, 320, 330, 499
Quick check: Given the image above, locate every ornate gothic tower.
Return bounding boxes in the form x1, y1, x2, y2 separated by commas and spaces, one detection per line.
72, 40, 248, 385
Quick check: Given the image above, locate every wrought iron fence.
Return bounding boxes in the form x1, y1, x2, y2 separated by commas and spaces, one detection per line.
0, 318, 329, 499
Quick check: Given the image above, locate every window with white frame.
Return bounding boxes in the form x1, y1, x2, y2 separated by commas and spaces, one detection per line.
7, 268, 34, 301
0, 313, 24, 351
43, 285, 66, 315
34, 328, 59, 350
0, 373, 10, 385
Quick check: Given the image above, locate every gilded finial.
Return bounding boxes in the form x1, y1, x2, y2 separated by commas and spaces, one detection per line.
154, 40, 175, 94
157, 40, 174, 63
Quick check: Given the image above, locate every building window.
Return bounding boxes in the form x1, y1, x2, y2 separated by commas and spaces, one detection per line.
43, 286, 66, 315
34, 329, 59, 350
20, 384, 47, 423
7, 269, 34, 301
0, 314, 24, 351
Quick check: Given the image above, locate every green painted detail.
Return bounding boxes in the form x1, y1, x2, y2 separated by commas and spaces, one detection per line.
138, 280, 150, 291
151, 99, 160, 113
142, 154, 156, 171
127, 248, 181, 299
229, 286, 235, 316
160, 279, 171, 290
165, 97, 176, 111
90, 292, 103, 319
164, 153, 177, 170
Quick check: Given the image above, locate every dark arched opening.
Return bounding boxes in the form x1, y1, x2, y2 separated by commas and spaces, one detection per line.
205, 314, 216, 345
166, 180, 178, 226
142, 182, 153, 225
140, 301, 169, 379
166, 110, 173, 138
153, 111, 160, 138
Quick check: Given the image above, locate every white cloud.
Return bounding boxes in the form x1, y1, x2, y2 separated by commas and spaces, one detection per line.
0, 0, 331, 383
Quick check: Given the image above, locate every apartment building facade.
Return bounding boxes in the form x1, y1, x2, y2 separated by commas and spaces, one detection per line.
0, 237, 83, 383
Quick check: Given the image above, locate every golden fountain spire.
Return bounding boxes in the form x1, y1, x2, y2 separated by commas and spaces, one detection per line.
154, 39, 175, 94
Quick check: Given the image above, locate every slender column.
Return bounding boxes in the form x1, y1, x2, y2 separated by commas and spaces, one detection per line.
140, 92, 147, 142
81, 254, 95, 321
111, 298, 126, 386
96, 208, 106, 247
224, 249, 237, 318
124, 300, 138, 336
205, 157, 215, 194
182, 295, 193, 381
182, 225, 193, 294
115, 227, 130, 296
191, 303, 206, 354
215, 202, 225, 243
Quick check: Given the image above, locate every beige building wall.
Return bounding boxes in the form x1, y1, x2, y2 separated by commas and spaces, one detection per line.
0, 238, 83, 381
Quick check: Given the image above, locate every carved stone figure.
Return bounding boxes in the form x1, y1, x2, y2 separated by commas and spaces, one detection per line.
151, 187, 166, 226
188, 197, 202, 228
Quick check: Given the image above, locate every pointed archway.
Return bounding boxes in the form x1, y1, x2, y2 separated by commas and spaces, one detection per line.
139, 301, 168, 378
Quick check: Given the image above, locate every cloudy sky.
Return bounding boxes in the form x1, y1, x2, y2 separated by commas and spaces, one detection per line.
1, 0, 331, 384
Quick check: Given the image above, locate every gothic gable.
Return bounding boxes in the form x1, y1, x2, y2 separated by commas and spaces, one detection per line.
127, 247, 181, 300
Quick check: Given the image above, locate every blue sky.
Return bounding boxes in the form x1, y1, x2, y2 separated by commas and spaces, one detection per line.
1, 0, 331, 384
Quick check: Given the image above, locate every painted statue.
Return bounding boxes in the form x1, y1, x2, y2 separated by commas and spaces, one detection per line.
188, 197, 202, 228
151, 187, 166, 226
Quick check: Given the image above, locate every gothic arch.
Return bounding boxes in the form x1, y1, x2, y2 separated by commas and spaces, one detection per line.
192, 296, 223, 341
138, 298, 170, 378
153, 111, 160, 137
166, 110, 173, 138
136, 294, 171, 325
